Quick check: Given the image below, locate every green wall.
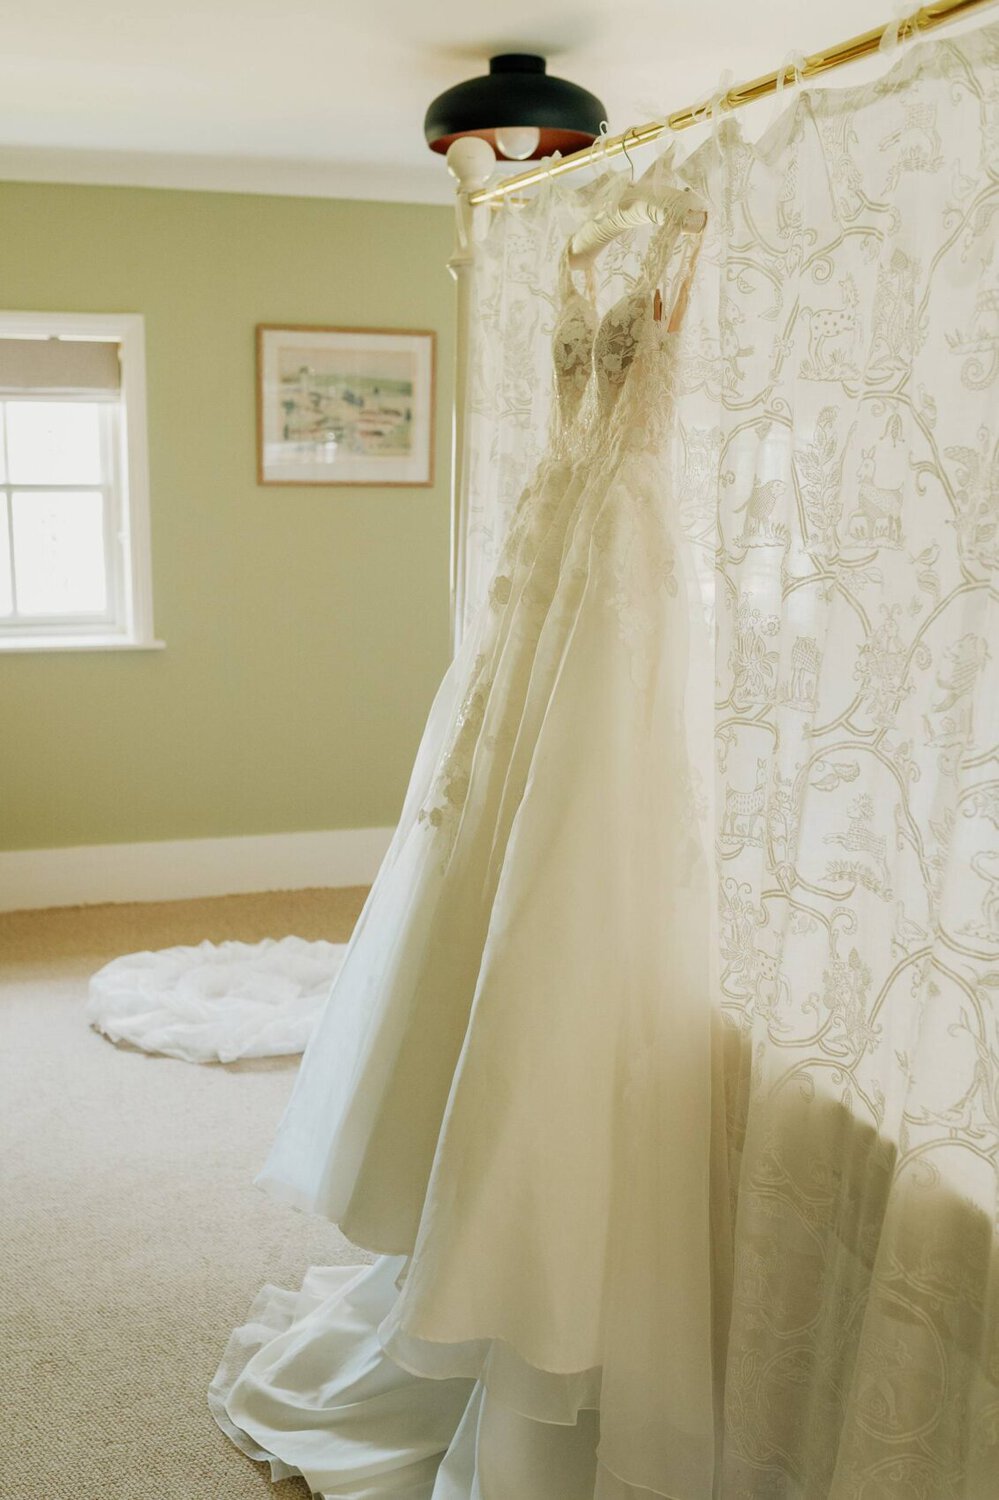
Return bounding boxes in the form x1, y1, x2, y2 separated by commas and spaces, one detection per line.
0, 182, 454, 851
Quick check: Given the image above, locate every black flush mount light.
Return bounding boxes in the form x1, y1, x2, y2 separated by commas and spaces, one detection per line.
424, 54, 607, 163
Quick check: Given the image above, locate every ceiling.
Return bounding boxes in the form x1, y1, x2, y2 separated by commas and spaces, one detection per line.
0, 0, 988, 202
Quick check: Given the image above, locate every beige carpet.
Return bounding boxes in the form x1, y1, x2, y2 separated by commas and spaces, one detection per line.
0, 887, 372, 1500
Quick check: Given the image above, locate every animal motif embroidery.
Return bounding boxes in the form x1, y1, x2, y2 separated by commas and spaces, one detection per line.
784, 636, 820, 711
847, 448, 903, 545
722, 758, 768, 845
734, 477, 787, 545
823, 794, 889, 886
800, 281, 860, 380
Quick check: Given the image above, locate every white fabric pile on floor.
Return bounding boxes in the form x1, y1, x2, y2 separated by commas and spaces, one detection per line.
87, 936, 346, 1063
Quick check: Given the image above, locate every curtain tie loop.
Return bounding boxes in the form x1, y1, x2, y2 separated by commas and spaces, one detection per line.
690, 69, 735, 138
773, 49, 807, 123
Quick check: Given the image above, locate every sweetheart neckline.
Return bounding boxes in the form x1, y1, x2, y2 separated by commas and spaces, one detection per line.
556, 285, 683, 348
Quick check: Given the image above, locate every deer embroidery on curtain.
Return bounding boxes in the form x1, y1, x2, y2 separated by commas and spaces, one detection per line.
848, 447, 904, 545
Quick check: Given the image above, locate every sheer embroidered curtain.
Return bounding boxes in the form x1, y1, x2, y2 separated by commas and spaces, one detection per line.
462, 21, 999, 1496
677, 23, 999, 1495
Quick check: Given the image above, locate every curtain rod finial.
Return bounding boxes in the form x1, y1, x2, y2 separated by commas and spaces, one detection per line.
447, 137, 496, 195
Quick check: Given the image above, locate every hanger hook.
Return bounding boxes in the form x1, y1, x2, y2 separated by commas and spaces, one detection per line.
591, 120, 611, 174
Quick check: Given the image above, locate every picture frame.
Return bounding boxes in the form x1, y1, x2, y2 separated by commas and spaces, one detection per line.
256, 324, 436, 487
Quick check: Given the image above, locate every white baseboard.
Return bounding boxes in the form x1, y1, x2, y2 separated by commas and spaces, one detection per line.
0, 827, 395, 913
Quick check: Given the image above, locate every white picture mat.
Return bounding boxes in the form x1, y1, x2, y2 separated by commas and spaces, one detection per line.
259, 327, 434, 485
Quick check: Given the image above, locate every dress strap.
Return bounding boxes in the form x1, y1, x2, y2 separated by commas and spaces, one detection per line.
662, 217, 706, 332
556, 243, 596, 312
639, 186, 708, 330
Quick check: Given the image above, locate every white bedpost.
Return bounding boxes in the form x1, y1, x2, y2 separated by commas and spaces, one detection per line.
445, 137, 495, 655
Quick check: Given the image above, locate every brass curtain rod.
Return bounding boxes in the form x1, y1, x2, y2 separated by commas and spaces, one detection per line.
467, 0, 995, 206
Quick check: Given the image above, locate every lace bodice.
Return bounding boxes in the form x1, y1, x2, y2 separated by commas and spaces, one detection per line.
551, 286, 597, 419
550, 195, 705, 444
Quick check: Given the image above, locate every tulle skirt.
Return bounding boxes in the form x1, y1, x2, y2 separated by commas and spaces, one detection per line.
212, 435, 725, 1499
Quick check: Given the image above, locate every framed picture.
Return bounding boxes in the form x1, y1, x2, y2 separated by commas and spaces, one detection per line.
257, 324, 436, 487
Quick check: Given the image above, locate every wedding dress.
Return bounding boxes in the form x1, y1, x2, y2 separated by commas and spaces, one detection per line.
210, 183, 724, 1500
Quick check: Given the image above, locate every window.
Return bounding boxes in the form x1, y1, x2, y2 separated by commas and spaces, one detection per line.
0, 312, 159, 651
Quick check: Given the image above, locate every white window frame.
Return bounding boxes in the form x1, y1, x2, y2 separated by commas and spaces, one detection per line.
0, 310, 162, 653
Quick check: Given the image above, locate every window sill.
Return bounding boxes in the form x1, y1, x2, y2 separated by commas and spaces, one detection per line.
0, 636, 166, 654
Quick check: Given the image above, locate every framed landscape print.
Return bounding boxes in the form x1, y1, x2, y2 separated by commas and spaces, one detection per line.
257, 324, 435, 487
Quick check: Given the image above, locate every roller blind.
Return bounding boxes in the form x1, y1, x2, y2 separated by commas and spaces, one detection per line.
0, 337, 121, 395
